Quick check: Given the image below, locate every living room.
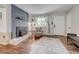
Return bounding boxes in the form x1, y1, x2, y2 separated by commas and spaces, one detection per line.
0, 4, 79, 54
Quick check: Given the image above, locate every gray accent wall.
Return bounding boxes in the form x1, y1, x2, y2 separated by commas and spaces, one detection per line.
11, 5, 29, 38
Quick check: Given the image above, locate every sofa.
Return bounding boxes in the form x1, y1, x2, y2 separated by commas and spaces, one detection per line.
67, 33, 79, 46
67, 33, 77, 41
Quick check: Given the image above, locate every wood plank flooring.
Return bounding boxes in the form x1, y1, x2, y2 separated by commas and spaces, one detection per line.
59, 36, 79, 54
0, 35, 79, 54
0, 37, 34, 54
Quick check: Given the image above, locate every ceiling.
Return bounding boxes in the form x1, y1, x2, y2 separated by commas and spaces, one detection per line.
0, 4, 7, 8
0, 4, 75, 14
15, 4, 75, 15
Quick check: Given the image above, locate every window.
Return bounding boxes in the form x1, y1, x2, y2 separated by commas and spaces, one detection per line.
36, 17, 48, 27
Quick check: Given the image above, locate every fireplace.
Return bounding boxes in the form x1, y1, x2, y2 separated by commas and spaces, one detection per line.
16, 26, 27, 37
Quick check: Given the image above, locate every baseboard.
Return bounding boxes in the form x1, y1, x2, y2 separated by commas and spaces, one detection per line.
0, 42, 8, 45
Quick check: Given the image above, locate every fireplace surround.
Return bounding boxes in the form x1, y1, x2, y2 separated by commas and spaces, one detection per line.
16, 27, 27, 37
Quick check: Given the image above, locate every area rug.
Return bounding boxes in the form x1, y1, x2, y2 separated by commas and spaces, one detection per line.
29, 37, 69, 54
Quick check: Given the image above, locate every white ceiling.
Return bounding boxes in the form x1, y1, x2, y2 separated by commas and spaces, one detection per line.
0, 4, 75, 14
15, 4, 75, 14
0, 4, 7, 8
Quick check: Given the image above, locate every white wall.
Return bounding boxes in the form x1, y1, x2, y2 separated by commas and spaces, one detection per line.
46, 14, 66, 36
66, 11, 72, 35
6, 5, 12, 33
31, 14, 66, 35
66, 5, 79, 36
48, 16, 54, 34
53, 15, 65, 35
0, 8, 7, 33
0, 5, 12, 45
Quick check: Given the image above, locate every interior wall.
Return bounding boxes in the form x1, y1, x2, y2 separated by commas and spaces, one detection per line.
66, 5, 79, 36
6, 5, 11, 33
0, 8, 8, 45
53, 15, 65, 35
0, 4, 29, 45
0, 5, 12, 45
30, 15, 49, 34
11, 5, 29, 38
49, 14, 66, 35
66, 11, 72, 34
31, 14, 66, 35
47, 15, 54, 34
0, 8, 7, 33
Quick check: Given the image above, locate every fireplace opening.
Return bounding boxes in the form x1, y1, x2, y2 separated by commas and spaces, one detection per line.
16, 27, 27, 37
18, 30, 22, 37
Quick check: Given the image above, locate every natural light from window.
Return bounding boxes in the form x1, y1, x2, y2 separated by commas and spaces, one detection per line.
36, 17, 48, 27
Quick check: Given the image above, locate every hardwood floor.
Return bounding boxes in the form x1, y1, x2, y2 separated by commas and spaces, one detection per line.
59, 36, 79, 54
42, 35, 79, 54
0, 35, 79, 54
0, 37, 34, 54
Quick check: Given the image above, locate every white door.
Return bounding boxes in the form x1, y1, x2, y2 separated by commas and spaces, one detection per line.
53, 15, 65, 35
66, 12, 71, 33
49, 16, 54, 34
